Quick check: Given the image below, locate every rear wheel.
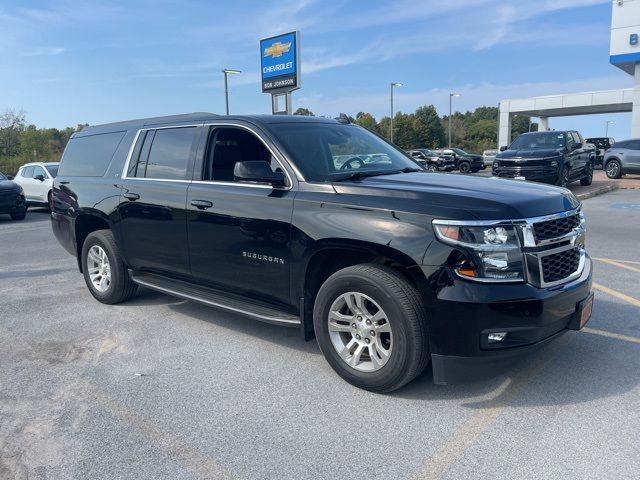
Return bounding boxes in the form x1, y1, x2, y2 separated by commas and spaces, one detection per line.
427, 164, 438, 172
81, 229, 138, 304
313, 264, 429, 392
580, 161, 594, 186
605, 159, 622, 179
458, 161, 471, 174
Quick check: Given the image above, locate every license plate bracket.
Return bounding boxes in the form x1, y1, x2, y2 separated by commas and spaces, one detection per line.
568, 293, 594, 330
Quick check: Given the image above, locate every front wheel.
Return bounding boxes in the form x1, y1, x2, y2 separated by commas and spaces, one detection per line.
605, 159, 622, 179
458, 162, 471, 174
580, 162, 594, 186
10, 210, 26, 221
313, 264, 430, 392
81, 229, 138, 304
427, 164, 438, 172
556, 166, 570, 187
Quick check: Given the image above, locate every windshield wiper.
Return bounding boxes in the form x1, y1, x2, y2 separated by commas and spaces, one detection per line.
333, 167, 421, 182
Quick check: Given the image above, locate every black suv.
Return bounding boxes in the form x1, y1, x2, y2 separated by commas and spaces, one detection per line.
434, 148, 484, 173
51, 113, 593, 392
494, 131, 595, 187
584, 137, 614, 168
406, 149, 456, 172
0, 171, 27, 220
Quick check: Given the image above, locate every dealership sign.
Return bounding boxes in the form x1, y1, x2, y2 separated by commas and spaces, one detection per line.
260, 31, 300, 92
610, 0, 640, 74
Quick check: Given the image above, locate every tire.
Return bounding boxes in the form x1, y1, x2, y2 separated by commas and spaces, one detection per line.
580, 161, 594, 186
427, 164, 438, 172
313, 263, 430, 392
458, 162, 471, 174
556, 166, 570, 187
10, 210, 26, 221
81, 229, 138, 304
605, 159, 622, 179
47, 191, 52, 212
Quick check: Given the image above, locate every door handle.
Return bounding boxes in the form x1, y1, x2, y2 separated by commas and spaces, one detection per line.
123, 192, 140, 201
190, 199, 213, 210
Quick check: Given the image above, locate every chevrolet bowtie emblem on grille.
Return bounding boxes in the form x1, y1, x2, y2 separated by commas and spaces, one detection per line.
264, 42, 291, 58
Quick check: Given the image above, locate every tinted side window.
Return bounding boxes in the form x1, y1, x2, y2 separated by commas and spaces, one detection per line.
144, 127, 196, 180
21, 166, 34, 178
59, 131, 126, 177
614, 141, 628, 149
627, 140, 640, 150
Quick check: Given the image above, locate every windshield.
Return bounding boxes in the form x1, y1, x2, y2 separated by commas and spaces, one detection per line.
267, 123, 420, 182
510, 132, 566, 150
452, 148, 469, 155
45, 164, 59, 177
418, 149, 435, 156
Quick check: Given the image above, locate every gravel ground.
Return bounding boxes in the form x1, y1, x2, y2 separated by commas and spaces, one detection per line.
0, 189, 639, 480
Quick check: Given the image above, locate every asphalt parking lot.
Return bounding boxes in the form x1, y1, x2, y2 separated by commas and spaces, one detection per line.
1, 189, 639, 480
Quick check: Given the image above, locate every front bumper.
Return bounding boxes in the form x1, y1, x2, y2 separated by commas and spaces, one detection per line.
0, 193, 26, 214
420, 255, 592, 385
493, 166, 558, 184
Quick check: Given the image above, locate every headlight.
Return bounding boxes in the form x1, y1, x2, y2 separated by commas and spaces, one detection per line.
433, 221, 524, 281
493, 161, 499, 168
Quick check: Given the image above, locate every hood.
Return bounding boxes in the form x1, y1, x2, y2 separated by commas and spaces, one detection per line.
331, 172, 579, 220
497, 148, 563, 159
0, 179, 21, 191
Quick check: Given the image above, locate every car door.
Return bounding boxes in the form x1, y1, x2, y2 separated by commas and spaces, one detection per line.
18, 166, 35, 200
118, 124, 201, 276
186, 123, 295, 306
564, 133, 580, 180
624, 140, 640, 171
30, 165, 49, 202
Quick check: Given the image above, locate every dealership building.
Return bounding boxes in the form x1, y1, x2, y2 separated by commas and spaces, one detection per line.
498, 0, 640, 147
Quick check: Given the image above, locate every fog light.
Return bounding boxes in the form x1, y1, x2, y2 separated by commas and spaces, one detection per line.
550, 160, 558, 167
488, 332, 508, 343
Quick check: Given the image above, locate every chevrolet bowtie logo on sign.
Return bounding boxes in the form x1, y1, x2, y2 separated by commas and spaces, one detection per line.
264, 42, 291, 58
260, 31, 299, 93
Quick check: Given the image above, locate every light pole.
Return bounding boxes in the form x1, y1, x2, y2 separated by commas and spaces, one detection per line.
222, 68, 241, 115
605, 120, 614, 137
390, 82, 402, 143
449, 93, 460, 148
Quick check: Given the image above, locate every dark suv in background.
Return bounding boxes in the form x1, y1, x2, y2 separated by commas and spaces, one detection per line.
433, 148, 484, 173
603, 138, 640, 178
493, 131, 594, 187
406, 149, 456, 172
584, 137, 614, 168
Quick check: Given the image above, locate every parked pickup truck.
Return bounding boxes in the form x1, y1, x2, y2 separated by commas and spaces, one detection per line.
493, 131, 595, 187
406, 149, 456, 172
52, 113, 594, 392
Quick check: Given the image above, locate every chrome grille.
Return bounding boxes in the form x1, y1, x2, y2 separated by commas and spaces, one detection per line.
533, 214, 580, 241
541, 247, 581, 283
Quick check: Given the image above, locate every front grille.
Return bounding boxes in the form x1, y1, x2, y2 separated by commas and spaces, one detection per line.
0, 190, 15, 198
533, 214, 580, 241
541, 248, 581, 283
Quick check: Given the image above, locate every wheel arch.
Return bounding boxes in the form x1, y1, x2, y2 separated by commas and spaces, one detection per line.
297, 239, 430, 341
74, 212, 113, 273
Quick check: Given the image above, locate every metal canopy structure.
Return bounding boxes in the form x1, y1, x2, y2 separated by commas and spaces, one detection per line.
498, 89, 635, 147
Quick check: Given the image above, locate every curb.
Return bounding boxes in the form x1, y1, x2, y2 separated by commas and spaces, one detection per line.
575, 182, 619, 201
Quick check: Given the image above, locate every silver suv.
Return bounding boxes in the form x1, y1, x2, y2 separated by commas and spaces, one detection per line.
603, 139, 640, 179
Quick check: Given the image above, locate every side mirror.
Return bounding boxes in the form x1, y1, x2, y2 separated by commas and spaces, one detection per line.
233, 161, 286, 187
34, 174, 45, 182
7, 175, 14, 180
499, 146, 508, 152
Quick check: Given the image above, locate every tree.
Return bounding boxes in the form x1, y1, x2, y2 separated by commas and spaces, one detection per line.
20, 125, 52, 161
354, 112, 378, 133
378, 116, 391, 141
392, 112, 420, 149
414, 105, 445, 148
293, 107, 314, 116
511, 115, 534, 140
0, 109, 26, 157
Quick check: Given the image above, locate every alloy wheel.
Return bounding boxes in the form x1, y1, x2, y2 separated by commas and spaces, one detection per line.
87, 245, 111, 292
327, 291, 393, 372
606, 161, 620, 178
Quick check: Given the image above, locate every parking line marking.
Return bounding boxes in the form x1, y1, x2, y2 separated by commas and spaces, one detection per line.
593, 257, 640, 274
593, 257, 640, 266
583, 327, 640, 345
410, 341, 566, 480
592, 282, 640, 308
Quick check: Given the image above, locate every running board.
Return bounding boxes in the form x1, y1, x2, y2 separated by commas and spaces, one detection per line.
129, 271, 300, 327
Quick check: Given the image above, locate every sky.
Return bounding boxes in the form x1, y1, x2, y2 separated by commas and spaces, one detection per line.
0, 0, 635, 140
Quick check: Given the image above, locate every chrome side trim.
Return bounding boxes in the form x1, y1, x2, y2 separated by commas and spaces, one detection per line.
432, 207, 580, 229
131, 276, 301, 326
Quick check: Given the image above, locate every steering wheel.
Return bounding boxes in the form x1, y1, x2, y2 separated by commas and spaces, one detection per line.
340, 156, 365, 170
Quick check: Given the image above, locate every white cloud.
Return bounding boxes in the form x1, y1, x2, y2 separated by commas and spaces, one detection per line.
22, 46, 66, 56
